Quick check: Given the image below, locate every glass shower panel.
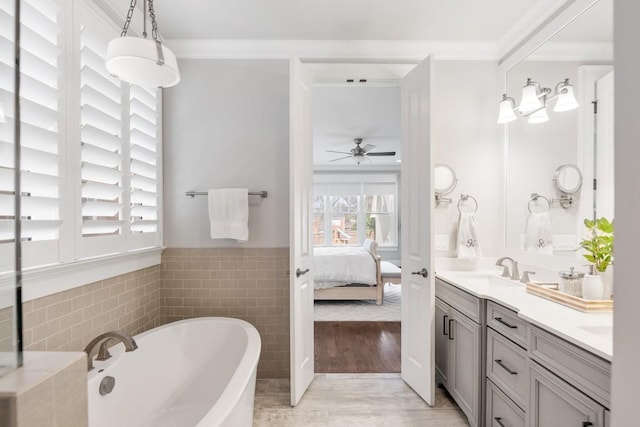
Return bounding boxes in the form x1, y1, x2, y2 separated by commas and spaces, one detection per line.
0, 0, 21, 375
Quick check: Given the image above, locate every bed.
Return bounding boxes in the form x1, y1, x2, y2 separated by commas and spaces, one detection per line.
312, 239, 384, 305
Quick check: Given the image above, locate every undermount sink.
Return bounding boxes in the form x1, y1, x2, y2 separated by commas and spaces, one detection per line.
441, 271, 521, 288
577, 325, 613, 335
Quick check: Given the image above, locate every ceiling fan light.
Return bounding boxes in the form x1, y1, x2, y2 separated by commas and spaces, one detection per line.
106, 37, 180, 88
352, 154, 365, 165
518, 80, 543, 114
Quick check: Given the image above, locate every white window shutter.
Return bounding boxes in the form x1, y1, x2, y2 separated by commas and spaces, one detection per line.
129, 85, 159, 237
79, 11, 124, 240
0, 0, 62, 268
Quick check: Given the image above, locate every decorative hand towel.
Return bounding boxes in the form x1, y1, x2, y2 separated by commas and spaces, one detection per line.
525, 212, 553, 254
208, 188, 249, 242
457, 212, 481, 260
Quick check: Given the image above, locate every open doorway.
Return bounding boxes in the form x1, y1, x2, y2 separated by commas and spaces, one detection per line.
310, 81, 403, 374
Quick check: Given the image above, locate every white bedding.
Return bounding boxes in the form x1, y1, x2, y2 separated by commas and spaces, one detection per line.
312, 246, 377, 289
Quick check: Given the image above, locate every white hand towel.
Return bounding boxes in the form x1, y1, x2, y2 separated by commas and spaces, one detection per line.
457, 212, 481, 260
208, 188, 249, 242
525, 212, 553, 254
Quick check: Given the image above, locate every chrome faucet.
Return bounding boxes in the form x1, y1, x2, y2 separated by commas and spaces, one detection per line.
495, 256, 520, 281
84, 331, 138, 371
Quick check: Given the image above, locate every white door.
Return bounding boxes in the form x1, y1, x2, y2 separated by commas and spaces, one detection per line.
400, 56, 435, 405
289, 57, 315, 406
595, 71, 614, 219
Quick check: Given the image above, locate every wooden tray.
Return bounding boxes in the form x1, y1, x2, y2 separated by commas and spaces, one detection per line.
526, 282, 613, 312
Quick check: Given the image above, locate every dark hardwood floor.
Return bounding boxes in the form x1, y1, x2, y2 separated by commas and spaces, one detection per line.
314, 321, 401, 373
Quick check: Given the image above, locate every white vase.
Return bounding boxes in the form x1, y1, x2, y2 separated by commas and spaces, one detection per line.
582, 274, 604, 300
600, 267, 614, 300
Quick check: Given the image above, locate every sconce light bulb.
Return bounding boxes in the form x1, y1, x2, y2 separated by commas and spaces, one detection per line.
497, 95, 517, 124
554, 83, 579, 112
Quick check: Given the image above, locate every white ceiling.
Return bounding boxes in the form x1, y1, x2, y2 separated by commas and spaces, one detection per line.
148, 0, 536, 41
313, 86, 401, 167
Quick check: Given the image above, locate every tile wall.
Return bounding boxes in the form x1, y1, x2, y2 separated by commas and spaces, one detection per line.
22, 266, 161, 352
160, 248, 290, 378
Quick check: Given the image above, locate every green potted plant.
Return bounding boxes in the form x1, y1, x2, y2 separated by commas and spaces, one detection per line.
579, 217, 614, 299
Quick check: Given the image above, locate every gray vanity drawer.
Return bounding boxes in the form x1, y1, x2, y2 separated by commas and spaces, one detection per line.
529, 325, 611, 408
487, 328, 528, 411
487, 301, 528, 349
486, 379, 525, 427
435, 278, 482, 323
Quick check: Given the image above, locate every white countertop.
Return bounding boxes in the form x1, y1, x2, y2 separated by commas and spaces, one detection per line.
436, 270, 613, 362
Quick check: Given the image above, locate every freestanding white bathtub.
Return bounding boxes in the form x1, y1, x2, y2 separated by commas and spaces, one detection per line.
87, 317, 261, 427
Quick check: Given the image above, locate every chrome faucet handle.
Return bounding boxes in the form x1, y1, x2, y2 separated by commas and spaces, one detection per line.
498, 265, 510, 278
511, 261, 520, 281
520, 271, 535, 283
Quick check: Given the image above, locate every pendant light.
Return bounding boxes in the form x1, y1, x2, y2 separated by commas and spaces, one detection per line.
106, 0, 180, 88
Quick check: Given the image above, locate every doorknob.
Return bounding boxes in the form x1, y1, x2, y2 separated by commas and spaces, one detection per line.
411, 268, 429, 278
296, 268, 310, 278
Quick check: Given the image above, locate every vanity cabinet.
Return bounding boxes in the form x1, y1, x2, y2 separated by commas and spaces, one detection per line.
435, 279, 483, 427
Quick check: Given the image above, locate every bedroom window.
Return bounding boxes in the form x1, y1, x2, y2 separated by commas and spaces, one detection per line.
330, 195, 359, 245
314, 174, 398, 248
365, 194, 395, 246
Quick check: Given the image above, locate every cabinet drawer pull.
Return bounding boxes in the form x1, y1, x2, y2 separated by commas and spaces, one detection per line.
494, 417, 506, 427
582, 422, 593, 427
448, 318, 454, 340
495, 359, 517, 375
443, 315, 449, 336
495, 317, 517, 329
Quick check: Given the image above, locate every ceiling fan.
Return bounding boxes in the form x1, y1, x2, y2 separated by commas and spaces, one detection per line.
327, 138, 396, 165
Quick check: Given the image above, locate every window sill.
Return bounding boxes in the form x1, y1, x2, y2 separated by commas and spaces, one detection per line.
21, 247, 163, 302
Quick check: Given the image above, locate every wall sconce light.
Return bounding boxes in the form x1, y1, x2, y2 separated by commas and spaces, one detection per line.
497, 77, 579, 124
106, 0, 180, 88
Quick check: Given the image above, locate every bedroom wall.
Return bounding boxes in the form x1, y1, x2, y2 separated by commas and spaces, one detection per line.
162, 59, 291, 378
432, 60, 502, 258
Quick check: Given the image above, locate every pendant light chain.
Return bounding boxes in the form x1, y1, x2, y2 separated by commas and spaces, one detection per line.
119, 0, 162, 42
147, 0, 162, 42
120, 0, 137, 37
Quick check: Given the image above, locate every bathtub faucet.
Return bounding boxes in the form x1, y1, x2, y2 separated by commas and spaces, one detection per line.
83, 331, 138, 371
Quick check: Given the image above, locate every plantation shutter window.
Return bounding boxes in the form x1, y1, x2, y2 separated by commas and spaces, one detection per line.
0, 0, 62, 268
129, 84, 159, 241
78, 4, 126, 257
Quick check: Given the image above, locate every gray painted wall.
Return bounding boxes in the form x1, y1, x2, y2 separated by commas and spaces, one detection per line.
162, 59, 290, 248
432, 61, 502, 258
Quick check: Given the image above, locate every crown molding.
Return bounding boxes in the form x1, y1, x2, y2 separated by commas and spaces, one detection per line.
163, 39, 500, 61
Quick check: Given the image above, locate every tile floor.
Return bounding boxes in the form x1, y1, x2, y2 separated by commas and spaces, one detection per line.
254, 374, 469, 426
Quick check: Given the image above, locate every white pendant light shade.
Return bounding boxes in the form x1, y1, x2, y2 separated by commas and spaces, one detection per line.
0, 101, 6, 123
352, 154, 365, 164
106, 37, 180, 88
497, 95, 517, 124
518, 81, 542, 113
528, 107, 549, 124
554, 84, 579, 112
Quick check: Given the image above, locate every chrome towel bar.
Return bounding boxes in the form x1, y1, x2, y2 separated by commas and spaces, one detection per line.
185, 190, 268, 198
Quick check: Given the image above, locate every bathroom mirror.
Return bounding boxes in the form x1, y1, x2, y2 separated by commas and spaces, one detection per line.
553, 164, 583, 195
0, 0, 21, 375
503, 0, 613, 256
434, 164, 457, 195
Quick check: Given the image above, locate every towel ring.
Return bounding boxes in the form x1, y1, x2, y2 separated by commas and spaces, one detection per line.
528, 193, 551, 214
458, 194, 478, 214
